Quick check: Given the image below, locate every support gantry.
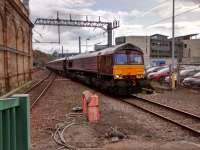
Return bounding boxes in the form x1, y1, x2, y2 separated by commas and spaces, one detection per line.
34, 13, 120, 47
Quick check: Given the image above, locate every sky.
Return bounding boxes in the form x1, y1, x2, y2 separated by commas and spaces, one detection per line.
30, 0, 200, 54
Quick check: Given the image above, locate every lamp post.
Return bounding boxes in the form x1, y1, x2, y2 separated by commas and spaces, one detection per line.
172, 0, 175, 69
171, 0, 176, 89
79, 36, 81, 54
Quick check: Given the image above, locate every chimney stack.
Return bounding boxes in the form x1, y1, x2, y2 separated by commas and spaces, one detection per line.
23, 0, 29, 10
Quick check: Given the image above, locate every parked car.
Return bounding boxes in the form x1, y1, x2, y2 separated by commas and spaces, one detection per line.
146, 66, 161, 74
182, 72, 200, 87
181, 65, 200, 70
165, 69, 200, 83
145, 66, 167, 78
148, 67, 170, 81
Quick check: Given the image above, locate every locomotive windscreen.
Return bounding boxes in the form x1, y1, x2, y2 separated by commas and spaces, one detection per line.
114, 53, 143, 65
129, 54, 143, 64
115, 54, 128, 65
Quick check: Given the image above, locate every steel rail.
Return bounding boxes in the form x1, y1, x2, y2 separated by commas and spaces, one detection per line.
131, 94, 200, 120
25, 72, 52, 93
30, 74, 56, 110
119, 97, 200, 136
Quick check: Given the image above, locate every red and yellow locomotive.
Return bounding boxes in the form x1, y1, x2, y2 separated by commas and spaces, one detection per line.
47, 43, 145, 95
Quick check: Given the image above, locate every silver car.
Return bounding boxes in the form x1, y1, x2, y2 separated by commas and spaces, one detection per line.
165, 69, 200, 83
182, 72, 200, 87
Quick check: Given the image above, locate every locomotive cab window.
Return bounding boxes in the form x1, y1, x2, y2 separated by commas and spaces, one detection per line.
129, 54, 143, 64
114, 54, 128, 65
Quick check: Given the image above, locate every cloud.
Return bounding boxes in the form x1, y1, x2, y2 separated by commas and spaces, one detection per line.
143, 0, 200, 18
147, 20, 200, 36
31, 2, 143, 53
31, 0, 200, 53
30, 0, 95, 20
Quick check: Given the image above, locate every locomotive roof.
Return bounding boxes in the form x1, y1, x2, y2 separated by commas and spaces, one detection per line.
68, 43, 142, 60
48, 43, 142, 63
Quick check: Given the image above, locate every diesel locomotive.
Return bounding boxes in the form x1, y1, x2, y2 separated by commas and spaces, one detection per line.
47, 43, 145, 95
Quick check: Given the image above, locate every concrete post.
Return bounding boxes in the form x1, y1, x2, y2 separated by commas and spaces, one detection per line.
79, 36, 81, 54
171, 0, 176, 90
107, 23, 112, 47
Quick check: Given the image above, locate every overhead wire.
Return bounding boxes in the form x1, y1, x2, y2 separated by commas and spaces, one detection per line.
33, 29, 43, 38
145, 4, 200, 28
32, 1, 171, 49
141, 0, 169, 17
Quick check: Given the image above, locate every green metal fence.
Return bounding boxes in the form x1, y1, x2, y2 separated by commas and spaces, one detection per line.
0, 94, 30, 150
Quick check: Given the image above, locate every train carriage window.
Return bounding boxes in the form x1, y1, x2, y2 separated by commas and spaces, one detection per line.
115, 54, 128, 65
129, 54, 143, 64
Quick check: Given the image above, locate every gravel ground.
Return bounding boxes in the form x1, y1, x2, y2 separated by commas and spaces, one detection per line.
31, 77, 91, 149
30, 71, 200, 150
123, 97, 200, 136
17, 69, 50, 94
28, 73, 56, 106
137, 88, 200, 116
97, 93, 200, 145
31, 69, 50, 82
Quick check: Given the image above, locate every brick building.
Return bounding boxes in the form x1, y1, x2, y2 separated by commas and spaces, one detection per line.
0, 0, 33, 95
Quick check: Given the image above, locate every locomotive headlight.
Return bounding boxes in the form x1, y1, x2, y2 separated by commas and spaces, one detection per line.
115, 75, 120, 78
136, 74, 144, 79
114, 75, 123, 79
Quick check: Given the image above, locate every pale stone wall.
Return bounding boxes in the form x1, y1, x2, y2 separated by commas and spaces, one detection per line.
183, 39, 200, 58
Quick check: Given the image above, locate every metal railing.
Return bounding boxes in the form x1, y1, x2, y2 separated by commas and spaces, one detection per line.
0, 94, 30, 150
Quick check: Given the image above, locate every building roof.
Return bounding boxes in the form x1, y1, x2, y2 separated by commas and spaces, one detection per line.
168, 34, 199, 40
176, 33, 198, 38
151, 34, 168, 37
116, 34, 199, 40
116, 35, 149, 39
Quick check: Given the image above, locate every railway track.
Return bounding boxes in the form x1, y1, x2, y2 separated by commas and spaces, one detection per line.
119, 95, 200, 136
25, 72, 52, 93
26, 73, 56, 110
